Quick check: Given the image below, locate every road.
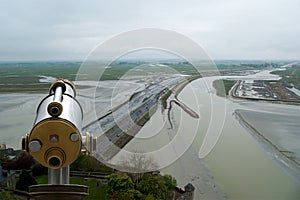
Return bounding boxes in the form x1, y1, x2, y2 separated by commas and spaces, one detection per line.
82, 75, 186, 160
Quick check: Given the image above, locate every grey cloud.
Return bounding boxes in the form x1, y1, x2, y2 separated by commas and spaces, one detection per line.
0, 0, 299, 60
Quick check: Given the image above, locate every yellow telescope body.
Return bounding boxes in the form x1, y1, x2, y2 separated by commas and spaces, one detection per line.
23, 79, 83, 169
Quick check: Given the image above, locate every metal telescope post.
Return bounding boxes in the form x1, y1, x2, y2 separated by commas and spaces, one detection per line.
22, 79, 88, 200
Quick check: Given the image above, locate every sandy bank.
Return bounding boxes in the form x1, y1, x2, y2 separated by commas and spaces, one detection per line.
111, 76, 228, 200
234, 109, 300, 179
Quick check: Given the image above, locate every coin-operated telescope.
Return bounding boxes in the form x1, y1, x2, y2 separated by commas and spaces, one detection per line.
22, 79, 88, 200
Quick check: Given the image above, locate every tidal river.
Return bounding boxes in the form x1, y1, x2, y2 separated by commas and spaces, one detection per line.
114, 71, 300, 199
1, 71, 300, 199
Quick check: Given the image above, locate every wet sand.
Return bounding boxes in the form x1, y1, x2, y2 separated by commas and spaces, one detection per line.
1, 69, 300, 199
112, 102, 228, 200
234, 109, 300, 178
112, 70, 300, 199
0, 80, 144, 149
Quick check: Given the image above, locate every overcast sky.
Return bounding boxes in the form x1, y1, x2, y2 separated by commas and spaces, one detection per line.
0, 0, 299, 61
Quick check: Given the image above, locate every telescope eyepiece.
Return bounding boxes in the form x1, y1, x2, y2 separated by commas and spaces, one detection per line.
45, 147, 66, 169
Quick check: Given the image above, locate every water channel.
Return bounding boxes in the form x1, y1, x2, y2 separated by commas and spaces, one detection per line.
1, 71, 299, 199
114, 72, 300, 199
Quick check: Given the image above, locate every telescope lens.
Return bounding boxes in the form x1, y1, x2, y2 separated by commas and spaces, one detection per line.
47, 102, 63, 117
49, 157, 61, 167
50, 106, 59, 115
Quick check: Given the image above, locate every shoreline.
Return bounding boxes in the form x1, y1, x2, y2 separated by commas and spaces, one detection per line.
225, 71, 300, 179
90, 76, 190, 161
141, 76, 228, 199
108, 75, 228, 200
1, 69, 296, 198
171, 75, 202, 98
234, 109, 300, 179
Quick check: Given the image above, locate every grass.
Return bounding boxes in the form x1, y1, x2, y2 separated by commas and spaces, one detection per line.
281, 77, 300, 89
136, 104, 158, 126
0, 62, 79, 93
213, 79, 236, 97
0, 62, 134, 93
0, 61, 203, 93
0, 61, 260, 93
0, 62, 81, 79
161, 90, 172, 109
0, 189, 21, 200
271, 66, 300, 89
70, 153, 113, 173
35, 175, 48, 184
271, 67, 300, 76
35, 175, 108, 200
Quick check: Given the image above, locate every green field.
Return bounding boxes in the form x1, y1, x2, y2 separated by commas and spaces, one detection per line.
0, 61, 284, 93
271, 65, 300, 89
36, 175, 108, 200
213, 79, 236, 97
0, 62, 80, 92
0, 61, 200, 93
271, 67, 300, 76
0, 190, 21, 200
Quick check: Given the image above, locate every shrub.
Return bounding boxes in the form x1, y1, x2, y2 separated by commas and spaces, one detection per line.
15, 170, 37, 192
